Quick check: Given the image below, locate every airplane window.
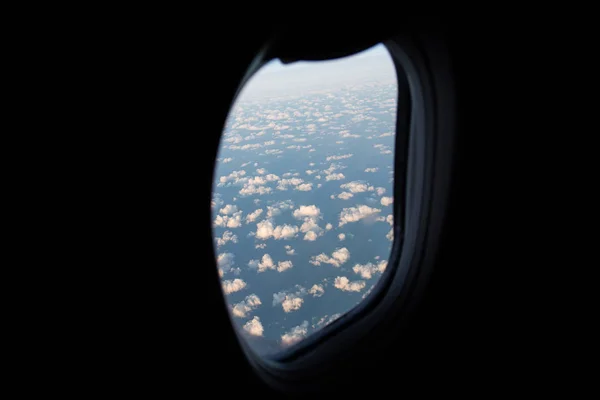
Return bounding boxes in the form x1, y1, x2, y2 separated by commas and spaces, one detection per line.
212, 44, 398, 356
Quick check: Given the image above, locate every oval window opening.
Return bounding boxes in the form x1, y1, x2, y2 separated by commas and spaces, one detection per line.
212, 43, 398, 357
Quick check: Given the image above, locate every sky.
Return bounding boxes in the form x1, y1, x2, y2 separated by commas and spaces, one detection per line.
212, 43, 398, 356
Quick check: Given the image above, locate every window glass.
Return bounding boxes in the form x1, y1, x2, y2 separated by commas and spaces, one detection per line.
212, 44, 397, 356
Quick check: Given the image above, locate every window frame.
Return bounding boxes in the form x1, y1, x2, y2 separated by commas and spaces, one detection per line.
214, 32, 455, 392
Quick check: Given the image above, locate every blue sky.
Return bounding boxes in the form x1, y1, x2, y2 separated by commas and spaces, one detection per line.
212, 44, 397, 356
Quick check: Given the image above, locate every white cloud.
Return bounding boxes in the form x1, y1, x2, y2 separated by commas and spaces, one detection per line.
353, 260, 388, 279
326, 153, 353, 161
285, 245, 295, 255
376, 187, 386, 196
222, 278, 247, 295
248, 176, 267, 185
255, 220, 299, 240
304, 231, 318, 241
325, 223, 333, 230
277, 260, 293, 272
256, 168, 266, 174
338, 233, 346, 241
264, 173, 280, 182
281, 321, 309, 347
340, 181, 369, 193
222, 157, 233, 163
334, 276, 366, 292
386, 214, 393, 225
273, 285, 306, 313
292, 205, 320, 219
386, 228, 393, 241
325, 173, 345, 181
215, 231, 238, 247
309, 247, 350, 267
217, 252, 235, 276
239, 184, 272, 196
338, 205, 381, 227
381, 196, 394, 206
365, 167, 379, 173
214, 211, 243, 228
232, 294, 262, 318
309, 284, 325, 297
296, 183, 313, 191
219, 204, 238, 215
218, 170, 246, 185
243, 316, 264, 336
337, 192, 353, 200
245, 208, 263, 223
276, 177, 304, 191
255, 243, 267, 249
249, 254, 293, 273
255, 254, 274, 272
274, 294, 303, 313
211, 194, 223, 209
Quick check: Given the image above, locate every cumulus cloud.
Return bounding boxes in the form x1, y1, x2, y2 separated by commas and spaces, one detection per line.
285, 245, 295, 255
214, 211, 243, 228
325, 223, 333, 230
296, 183, 313, 191
365, 167, 379, 173
239, 184, 272, 196
273, 285, 306, 313
325, 173, 345, 181
386, 214, 393, 225
256, 168, 266, 174
217, 252, 236, 276
218, 170, 246, 185
338, 205, 381, 227
222, 278, 247, 295
277, 260, 293, 272
353, 260, 388, 279
292, 205, 320, 219
340, 181, 369, 193
222, 157, 233, 163
334, 276, 366, 292
376, 187, 386, 196
281, 321, 309, 347
219, 204, 238, 215
255, 220, 299, 240
211, 194, 223, 209
337, 192, 353, 200
243, 316, 264, 336
309, 247, 350, 267
232, 294, 262, 318
309, 284, 325, 297
276, 177, 304, 191
386, 228, 393, 241
304, 231, 318, 241
248, 254, 294, 273
245, 208, 264, 223
381, 196, 394, 206
326, 153, 353, 161
338, 233, 346, 241
255, 243, 267, 249
215, 231, 238, 247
